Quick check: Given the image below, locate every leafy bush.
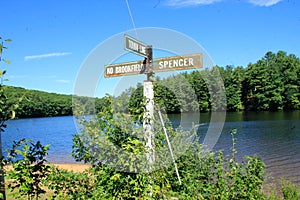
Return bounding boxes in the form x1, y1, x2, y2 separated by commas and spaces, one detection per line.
67, 95, 267, 199
6, 139, 51, 200
3, 95, 271, 199
281, 179, 300, 200
45, 165, 103, 200
46, 135, 266, 199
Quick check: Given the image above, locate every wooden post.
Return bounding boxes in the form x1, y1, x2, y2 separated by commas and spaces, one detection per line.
143, 45, 155, 168
143, 81, 154, 166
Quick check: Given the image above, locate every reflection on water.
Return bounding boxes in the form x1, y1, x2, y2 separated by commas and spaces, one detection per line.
3, 111, 300, 183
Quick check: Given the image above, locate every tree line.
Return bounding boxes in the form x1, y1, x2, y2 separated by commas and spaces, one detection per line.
4, 86, 104, 118
121, 50, 300, 113
4, 50, 300, 119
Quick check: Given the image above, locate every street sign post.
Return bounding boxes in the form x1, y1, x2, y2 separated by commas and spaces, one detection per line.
124, 34, 147, 57
104, 35, 202, 183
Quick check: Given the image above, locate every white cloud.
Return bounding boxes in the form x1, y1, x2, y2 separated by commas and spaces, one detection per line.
165, 0, 283, 7
24, 52, 72, 61
165, 0, 222, 7
247, 0, 283, 7
9, 75, 29, 79
55, 79, 70, 84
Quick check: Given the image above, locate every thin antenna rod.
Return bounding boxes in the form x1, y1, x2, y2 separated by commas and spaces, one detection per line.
125, 0, 138, 38
158, 109, 182, 185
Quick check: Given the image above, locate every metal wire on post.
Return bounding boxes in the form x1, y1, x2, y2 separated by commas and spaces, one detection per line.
157, 109, 182, 185
125, 0, 139, 38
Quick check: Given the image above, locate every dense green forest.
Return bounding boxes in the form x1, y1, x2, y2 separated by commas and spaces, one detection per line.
4, 86, 73, 118
3, 50, 300, 118
3, 86, 104, 118
124, 50, 300, 113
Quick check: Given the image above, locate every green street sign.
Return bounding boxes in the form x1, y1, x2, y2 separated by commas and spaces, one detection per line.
124, 34, 147, 57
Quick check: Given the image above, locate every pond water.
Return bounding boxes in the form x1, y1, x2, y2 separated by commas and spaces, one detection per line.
2, 111, 300, 183
169, 111, 300, 183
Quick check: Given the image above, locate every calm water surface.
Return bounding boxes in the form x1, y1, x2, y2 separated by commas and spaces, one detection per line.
3, 116, 77, 163
3, 111, 300, 183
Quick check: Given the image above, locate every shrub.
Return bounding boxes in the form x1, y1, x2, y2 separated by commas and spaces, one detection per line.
281, 179, 300, 200
6, 139, 50, 200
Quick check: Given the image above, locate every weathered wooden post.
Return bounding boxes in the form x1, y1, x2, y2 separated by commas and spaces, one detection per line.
143, 45, 155, 167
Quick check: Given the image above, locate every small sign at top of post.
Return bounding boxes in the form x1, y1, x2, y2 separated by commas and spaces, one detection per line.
124, 34, 147, 57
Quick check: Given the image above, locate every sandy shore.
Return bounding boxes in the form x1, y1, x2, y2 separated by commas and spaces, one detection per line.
4, 163, 91, 173
53, 163, 91, 173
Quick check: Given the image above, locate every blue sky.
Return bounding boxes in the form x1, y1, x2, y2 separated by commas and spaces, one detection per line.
1, 0, 299, 96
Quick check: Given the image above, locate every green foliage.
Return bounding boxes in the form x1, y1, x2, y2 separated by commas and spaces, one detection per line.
4, 86, 106, 118
157, 74, 200, 112
0, 37, 12, 66
2, 50, 299, 119
1, 49, 299, 199
265, 179, 300, 200
0, 37, 12, 128
67, 96, 267, 199
2, 94, 290, 199
1, 36, 12, 200
281, 179, 300, 200
73, 95, 149, 171
45, 165, 100, 200
6, 139, 51, 200
128, 81, 182, 115
4, 86, 73, 118
218, 66, 245, 111
71, 95, 181, 198
187, 71, 210, 112
121, 50, 300, 113
157, 130, 266, 200
1, 50, 299, 120
68, 133, 267, 199
243, 51, 300, 111
0, 87, 9, 132
128, 84, 145, 117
